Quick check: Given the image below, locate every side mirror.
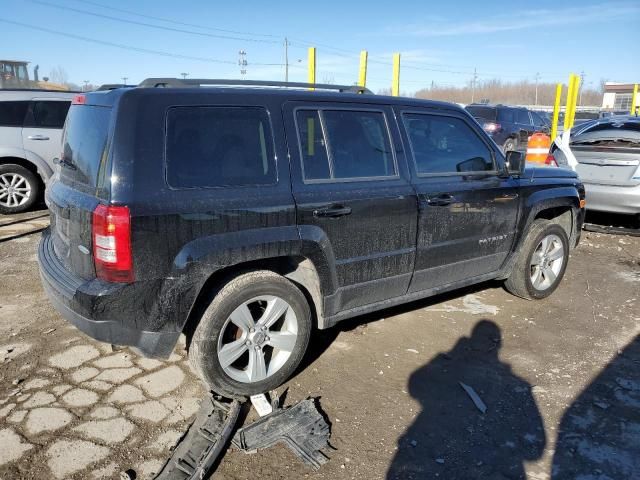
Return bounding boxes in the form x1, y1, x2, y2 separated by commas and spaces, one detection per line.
506, 150, 525, 176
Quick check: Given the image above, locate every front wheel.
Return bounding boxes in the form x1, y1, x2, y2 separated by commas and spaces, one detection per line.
504, 219, 570, 300
189, 270, 312, 398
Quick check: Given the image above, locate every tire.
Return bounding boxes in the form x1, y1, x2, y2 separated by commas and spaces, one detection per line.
0, 164, 40, 215
504, 219, 570, 300
502, 137, 517, 154
189, 270, 312, 398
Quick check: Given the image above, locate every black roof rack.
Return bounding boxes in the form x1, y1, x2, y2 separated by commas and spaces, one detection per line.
95, 84, 134, 91
138, 78, 372, 94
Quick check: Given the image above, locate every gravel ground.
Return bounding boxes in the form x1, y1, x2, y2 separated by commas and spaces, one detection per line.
0, 210, 638, 479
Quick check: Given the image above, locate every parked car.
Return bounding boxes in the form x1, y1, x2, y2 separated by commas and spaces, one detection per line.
551, 115, 640, 219
0, 89, 74, 214
38, 79, 585, 397
465, 104, 550, 153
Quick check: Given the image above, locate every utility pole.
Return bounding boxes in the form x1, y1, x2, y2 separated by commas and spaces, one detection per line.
284, 37, 289, 82
471, 68, 478, 103
534, 72, 540, 106
83, 80, 89, 92
579, 71, 585, 106
122, 77, 128, 85
180, 72, 189, 79
238, 50, 247, 79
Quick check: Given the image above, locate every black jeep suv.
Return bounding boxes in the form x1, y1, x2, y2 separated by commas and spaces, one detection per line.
38, 79, 585, 397
465, 104, 550, 153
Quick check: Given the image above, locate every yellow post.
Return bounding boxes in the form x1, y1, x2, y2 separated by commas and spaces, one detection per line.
550, 83, 563, 141
569, 74, 581, 128
630, 83, 638, 115
307, 47, 316, 90
392, 53, 401, 97
563, 74, 576, 131
358, 50, 368, 88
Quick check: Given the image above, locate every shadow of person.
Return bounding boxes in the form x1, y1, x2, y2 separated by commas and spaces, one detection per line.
552, 334, 640, 479
387, 320, 546, 479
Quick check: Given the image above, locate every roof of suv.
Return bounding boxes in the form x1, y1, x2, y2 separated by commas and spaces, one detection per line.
0, 89, 77, 101
80, 84, 464, 113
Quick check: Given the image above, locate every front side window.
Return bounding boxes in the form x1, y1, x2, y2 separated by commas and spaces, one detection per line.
403, 113, 494, 175
296, 109, 396, 181
26, 101, 71, 128
166, 106, 276, 188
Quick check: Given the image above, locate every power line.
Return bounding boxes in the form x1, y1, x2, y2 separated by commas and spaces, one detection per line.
29, 0, 280, 44
0, 18, 235, 64
72, 0, 279, 38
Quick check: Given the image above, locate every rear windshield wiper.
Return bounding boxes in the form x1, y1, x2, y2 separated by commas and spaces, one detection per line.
53, 157, 77, 170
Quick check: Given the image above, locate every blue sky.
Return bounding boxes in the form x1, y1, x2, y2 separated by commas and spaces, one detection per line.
3, 0, 639, 93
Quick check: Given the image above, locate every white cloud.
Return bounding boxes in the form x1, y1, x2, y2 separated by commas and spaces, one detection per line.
397, 2, 640, 37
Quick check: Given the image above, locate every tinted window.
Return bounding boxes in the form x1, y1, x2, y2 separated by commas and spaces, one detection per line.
0, 101, 29, 127
516, 109, 531, 124
497, 108, 516, 123
403, 113, 494, 175
296, 110, 330, 180
166, 107, 276, 188
465, 106, 497, 121
296, 109, 395, 181
530, 112, 548, 127
62, 105, 111, 188
26, 101, 71, 128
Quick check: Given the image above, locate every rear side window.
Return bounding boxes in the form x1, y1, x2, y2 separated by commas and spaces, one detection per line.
403, 113, 494, 175
0, 101, 29, 127
62, 105, 111, 188
516, 109, 531, 125
296, 109, 396, 181
165, 106, 276, 188
26, 101, 71, 128
497, 108, 516, 123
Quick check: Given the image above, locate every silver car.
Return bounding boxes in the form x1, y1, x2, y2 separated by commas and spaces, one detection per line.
0, 89, 75, 214
551, 116, 640, 219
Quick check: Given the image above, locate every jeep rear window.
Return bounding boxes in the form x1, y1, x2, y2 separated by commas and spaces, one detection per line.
165, 106, 276, 188
465, 106, 496, 122
61, 105, 111, 188
0, 101, 29, 127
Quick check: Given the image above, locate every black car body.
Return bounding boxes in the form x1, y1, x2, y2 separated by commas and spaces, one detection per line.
465, 104, 550, 152
38, 80, 585, 396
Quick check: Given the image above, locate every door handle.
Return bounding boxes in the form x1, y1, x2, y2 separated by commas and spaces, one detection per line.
495, 193, 519, 202
426, 194, 455, 206
27, 135, 50, 141
313, 205, 352, 218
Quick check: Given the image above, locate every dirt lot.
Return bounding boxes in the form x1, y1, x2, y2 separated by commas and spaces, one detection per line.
1, 210, 639, 479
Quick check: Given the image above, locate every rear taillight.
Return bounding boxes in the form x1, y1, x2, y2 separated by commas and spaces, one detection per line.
92, 205, 134, 283
482, 122, 501, 133
545, 153, 559, 167
72, 94, 86, 105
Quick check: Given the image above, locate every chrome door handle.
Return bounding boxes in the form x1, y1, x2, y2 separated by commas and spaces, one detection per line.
27, 135, 50, 141
313, 205, 352, 218
426, 194, 455, 206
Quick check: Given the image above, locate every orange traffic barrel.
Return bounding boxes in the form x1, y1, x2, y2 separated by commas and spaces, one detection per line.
525, 132, 551, 163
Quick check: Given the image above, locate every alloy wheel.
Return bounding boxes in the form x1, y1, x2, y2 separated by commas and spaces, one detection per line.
0, 173, 32, 208
217, 295, 298, 383
530, 233, 564, 291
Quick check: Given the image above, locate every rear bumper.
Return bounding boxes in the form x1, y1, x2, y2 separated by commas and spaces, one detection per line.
38, 229, 179, 358
584, 182, 640, 215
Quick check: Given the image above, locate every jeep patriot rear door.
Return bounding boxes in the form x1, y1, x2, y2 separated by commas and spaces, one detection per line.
397, 107, 519, 292
284, 102, 418, 315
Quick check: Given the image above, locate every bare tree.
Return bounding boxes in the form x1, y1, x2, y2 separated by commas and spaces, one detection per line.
49, 66, 69, 85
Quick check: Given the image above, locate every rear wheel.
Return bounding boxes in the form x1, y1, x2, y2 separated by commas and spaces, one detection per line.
0, 164, 40, 215
502, 137, 517, 154
504, 219, 570, 300
189, 270, 312, 398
